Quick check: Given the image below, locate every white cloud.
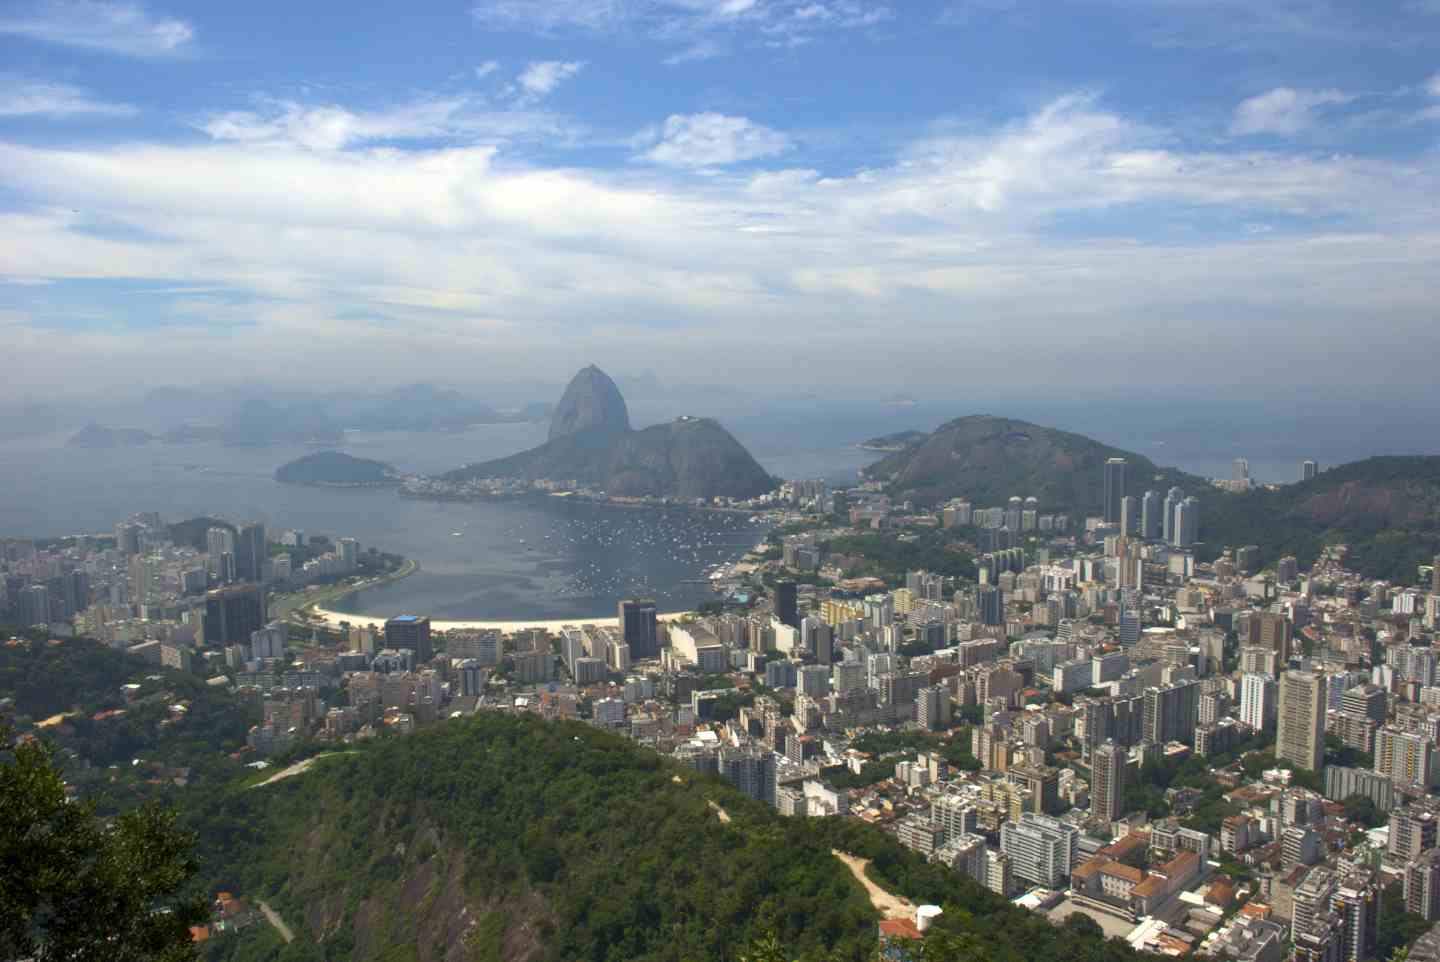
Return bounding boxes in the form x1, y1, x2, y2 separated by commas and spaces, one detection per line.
1230, 86, 1352, 136
0, 78, 136, 117
198, 97, 573, 151
0, 0, 193, 56
515, 61, 585, 99
475, 60, 501, 79
639, 112, 792, 167
471, 0, 888, 60
1427, 73, 1440, 98
3, 92, 1440, 397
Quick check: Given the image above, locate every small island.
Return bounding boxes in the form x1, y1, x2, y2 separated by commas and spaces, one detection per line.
274, 451, 400, 486
66, 423, 155, 448
856, 429, 928, 452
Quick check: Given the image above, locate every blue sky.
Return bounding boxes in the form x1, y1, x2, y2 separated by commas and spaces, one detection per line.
1, 0, 1439, 400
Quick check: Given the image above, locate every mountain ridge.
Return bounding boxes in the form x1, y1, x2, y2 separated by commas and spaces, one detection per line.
444, 368, 775, 500
864, 414, 1202, 511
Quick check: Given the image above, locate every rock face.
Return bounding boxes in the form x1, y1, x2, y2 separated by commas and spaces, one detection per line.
548, 365, 631, 442
445, 369, 773, 500
864, 414, 1196, 510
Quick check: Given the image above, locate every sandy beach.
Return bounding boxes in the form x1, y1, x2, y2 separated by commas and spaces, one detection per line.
307, 604, 692, 634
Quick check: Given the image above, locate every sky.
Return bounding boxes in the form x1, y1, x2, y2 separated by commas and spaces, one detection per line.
1, 0, 1439, 403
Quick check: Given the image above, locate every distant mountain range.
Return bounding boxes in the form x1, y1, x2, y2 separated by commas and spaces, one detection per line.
444, 366, 775, 500
59, 383, 553, 449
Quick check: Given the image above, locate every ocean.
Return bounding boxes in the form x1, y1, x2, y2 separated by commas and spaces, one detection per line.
1, 395, 1433, 620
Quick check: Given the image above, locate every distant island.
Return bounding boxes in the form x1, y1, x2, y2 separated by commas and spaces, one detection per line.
66, 423, 155, 448
438, 365, 776, 501
857, 429, 928, 452
275, 451, 400, 486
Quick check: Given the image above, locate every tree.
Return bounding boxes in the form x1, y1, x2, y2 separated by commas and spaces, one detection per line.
0, 727, 206, 961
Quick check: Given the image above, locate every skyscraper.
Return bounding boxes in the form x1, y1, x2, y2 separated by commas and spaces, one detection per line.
1302, 460, 1319, 482
1277, 670, 1327, 771
978, 585, 1004, 626
1141, 490, 1162, 540
1143, 679, 1200, 746
207, 526, 236, 584
1103, 458, 1127, 524
385, 614, 433, 663
619, 598, 658, 659
774, 580, 798, 629
1119, 495, 1139, 536
1162, 487, 1183, 543
203, 584, 267, 647
1172, 496, 1200, 548
1240, 673, 1278, 731
1092, 739, 1126, 823
113, 522, 142, 556
1233, 457, 1250, 486
234, 521, 266, 582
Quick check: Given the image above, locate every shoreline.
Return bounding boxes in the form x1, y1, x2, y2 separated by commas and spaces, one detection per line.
306, 604, 694, 634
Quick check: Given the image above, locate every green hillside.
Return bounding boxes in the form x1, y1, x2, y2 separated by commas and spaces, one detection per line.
864, 414, 1201, 511
1200, 455, 1440, 582
188, 713, 1151, 962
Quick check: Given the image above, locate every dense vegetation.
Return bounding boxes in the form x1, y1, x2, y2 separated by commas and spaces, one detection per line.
188, 712, 1150, 962
823, 530, 975, 585
0, 633, 250, 813
1, 725, 207, 961
1200, 456, 1440, 582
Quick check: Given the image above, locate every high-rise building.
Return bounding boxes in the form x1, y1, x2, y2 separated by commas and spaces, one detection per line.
17, 584, 51, 627
1233, 457, 1250, 486
1277, 670, 1327, 771
385, 614, 433, 664
1302, 460, 1319, 482
113, 522, 142, 556
1172, 497, 1200, 548
207, 525, 236, 583
1406, 850, 1440, 921
1376, 727, 1439, 788
999, 812, 1078, 888
234, 522, 266, 582
1330, 869, 1379, 962
1144, 679, 1200, 746
1162, 487, 1184, 543
1120, 496, 1139, 536
619, 598, 658, 659
1389, 803, 1440, 862
916, 685, 952, 731
203, 584, 267, 647
1240, 673, 1278, 731
1092, 739, 1126, 823
978, 585, 1004, 626
774, 581, 798, 629
802, 616, 834, 665
1103, 458, 1128, 524
1141, 490, 1162, 541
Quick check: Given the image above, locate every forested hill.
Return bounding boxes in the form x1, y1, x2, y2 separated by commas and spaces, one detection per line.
191, 713, 1153, 962
863, 414, 1201, 510
1201, 455, 1440, 582
274, 450, 398, 485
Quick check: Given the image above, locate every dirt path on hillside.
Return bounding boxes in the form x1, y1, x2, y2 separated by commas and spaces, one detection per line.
258, 901, 294, 943
832, 850, 916, 919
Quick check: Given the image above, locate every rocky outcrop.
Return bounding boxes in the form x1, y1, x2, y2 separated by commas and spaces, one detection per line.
547, 365, 631, 441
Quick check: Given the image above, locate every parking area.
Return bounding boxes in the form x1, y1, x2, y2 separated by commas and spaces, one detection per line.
1045, 896, 1138, 939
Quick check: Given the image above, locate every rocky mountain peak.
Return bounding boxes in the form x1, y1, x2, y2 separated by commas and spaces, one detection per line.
548, 365, 631, 442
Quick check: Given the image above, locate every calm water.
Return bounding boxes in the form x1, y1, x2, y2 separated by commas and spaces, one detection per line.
1, 395, 1434, 619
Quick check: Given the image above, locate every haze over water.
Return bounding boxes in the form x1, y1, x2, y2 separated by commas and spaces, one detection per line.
1, 396, 1434, 620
